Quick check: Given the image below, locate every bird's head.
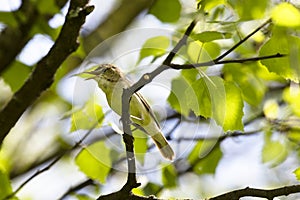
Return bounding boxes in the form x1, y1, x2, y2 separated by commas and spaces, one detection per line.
83, 64, 123, 82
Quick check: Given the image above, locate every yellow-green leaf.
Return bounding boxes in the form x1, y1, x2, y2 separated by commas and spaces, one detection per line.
70, 98, 104, 131
149, 0, 181, 23
162, 164, 177, 188
187, 41, 220, 63
262, 140, 288, 167
259, 32, 300, 83
75, 141, 111, 183
0, 169, 13, 199
223, 81, 244, 131
186, 76, 226, 124
294, 167, 300, 181
138, 36, 170, 62
2, 61, 31, 92
272, 3, 300, 27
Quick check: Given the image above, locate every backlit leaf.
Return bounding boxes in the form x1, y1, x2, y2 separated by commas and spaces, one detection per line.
2, 61, 31, 92
139, 36, 170, 62
259, 31, 300, 83
75, 141, 111, 183
149, 0, 181, 23
162, 164, 177, 188
70, 97, 104, 131
272, 3, 300, 27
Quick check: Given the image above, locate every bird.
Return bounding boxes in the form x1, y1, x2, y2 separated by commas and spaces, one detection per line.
83, 64, 175, 160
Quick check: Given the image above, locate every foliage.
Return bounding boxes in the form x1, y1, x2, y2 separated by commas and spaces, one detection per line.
1, 0, 300, 199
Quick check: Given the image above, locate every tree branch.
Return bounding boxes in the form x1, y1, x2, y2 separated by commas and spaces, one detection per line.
169, 53, 286, 69
0, 0, 69, 74
214, 19, 272, 62
3, 119, 98, 200
0, 0, 94, 144
209, 185, 300, 200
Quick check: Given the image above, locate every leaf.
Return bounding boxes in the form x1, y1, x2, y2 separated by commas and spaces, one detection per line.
162, 164, 177, 188
189, 142, 222, 174
283, 87, 300, 117
0, 169, 13, 199
223, 81, 244, 131
188, 140, 219, 164
70, 98, 104, 131
272, 3, 300, 27
294, 167, 300, 181
143, 182, 161, 196
223, 63, 266, 106
197, 0, 225, 11
2, 61, 31, 92
263, 100, 279, 119
259, 31, 300, 83
149, 0, 181, 23
187, 41, 220, 63
167, 76, 192, 116
36, 0, 60, 15
133, 130, 148, 165
138, 36, 170, 62
227, 0, 268, 20
75, 141, 111, 183
192, 31, 232, 43
0, 11, 18, 27
186, 76, 226, 125
262, 132, 288, 167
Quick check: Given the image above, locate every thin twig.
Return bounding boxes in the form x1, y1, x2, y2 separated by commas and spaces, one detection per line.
3, 120, 101, 200
58, 179, 96, 200
209, 185, 300, 200
170, 53, 286, 69
214, 19, 272, 62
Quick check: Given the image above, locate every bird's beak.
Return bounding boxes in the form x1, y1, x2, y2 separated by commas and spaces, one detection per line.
82, 71, 98, 80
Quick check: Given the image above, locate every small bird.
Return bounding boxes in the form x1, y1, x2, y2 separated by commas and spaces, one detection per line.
83, 64, 175, 160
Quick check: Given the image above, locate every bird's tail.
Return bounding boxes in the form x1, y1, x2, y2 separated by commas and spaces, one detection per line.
151, 133, 175, 160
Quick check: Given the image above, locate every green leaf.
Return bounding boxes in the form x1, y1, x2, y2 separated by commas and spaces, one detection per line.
192, 31, 232, 43
162, 164, 177, 188
259, 31, 300, 83
70, 98, 104, 131
36, 0, 60, 15
223, 63, 266, 106
187, 41, 220, 63
2, 61, 31, 92
223, 81, 244, 131
189, 141, 222, 174
74, 194, 95, 200
75, 141, 111, 183
227, 0, 268, 20
167, 76, 192, 116
133, 130, 148, 165
143, 182, 161, 196
138, 36, 170, 62
186, 76, 226, 125
188, 140, 218, 164
272, 3, 300, 27
294, 167, 300, 181
149, 0, 181, 23
197, 0, 225, 11
283, 87, 300, 117
0, 11, 18, 27
262, 132, 288, 167
0, 169, 13, 199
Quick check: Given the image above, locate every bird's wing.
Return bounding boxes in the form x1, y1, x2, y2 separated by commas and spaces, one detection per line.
135, 92, 161, 129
